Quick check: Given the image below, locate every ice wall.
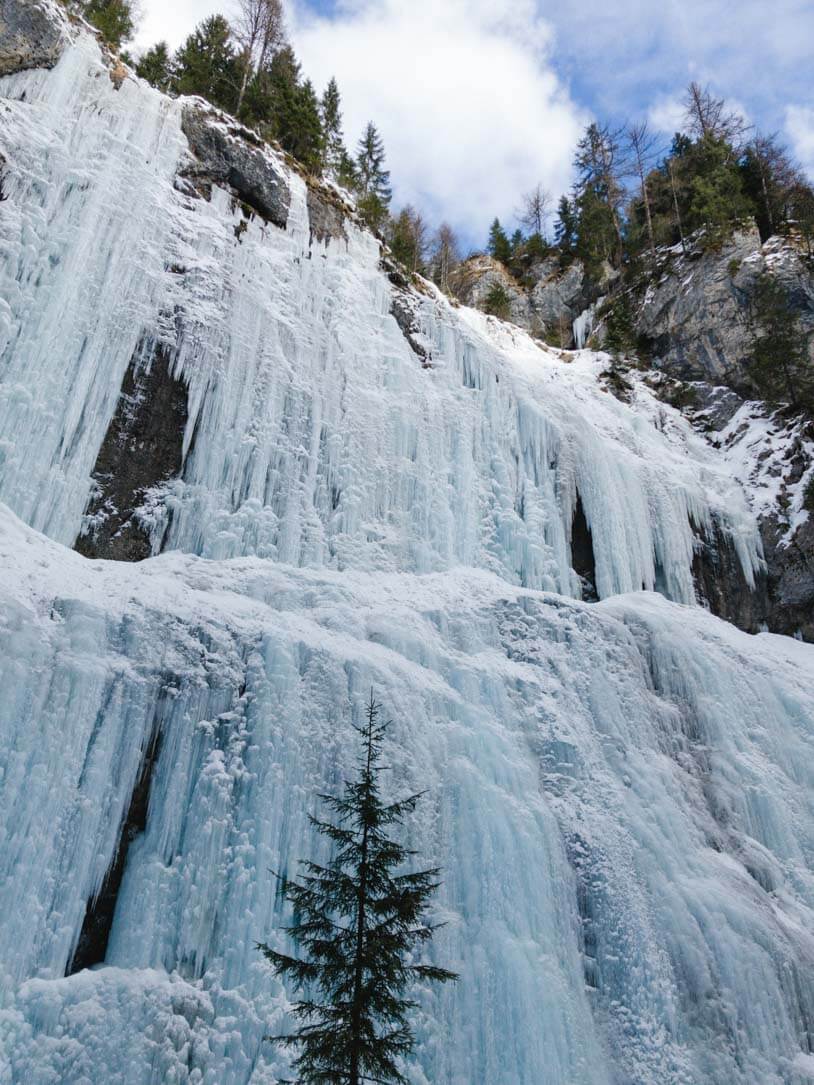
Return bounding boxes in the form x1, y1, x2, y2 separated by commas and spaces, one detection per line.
0, 508, 813, 1085
2, 15, 813, 1085
0, 32, 760, 604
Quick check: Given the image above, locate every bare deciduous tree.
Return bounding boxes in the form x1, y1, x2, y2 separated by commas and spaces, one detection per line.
518, 183, 553, 240
432, 222, 459, 292
233, 0, 285, 113
682, 81, 751, 151
625, 121, 661, 260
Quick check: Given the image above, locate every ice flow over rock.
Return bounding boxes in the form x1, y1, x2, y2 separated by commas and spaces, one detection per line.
1, 11, 814, 1085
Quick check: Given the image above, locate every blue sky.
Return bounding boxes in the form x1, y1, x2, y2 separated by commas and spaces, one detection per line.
136, 0, 814, 246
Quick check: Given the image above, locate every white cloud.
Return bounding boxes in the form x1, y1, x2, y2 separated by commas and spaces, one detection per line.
290, 0, 585, 243
647, 96, 684, 136
135, 0, 223, 51
786, 105, 814, 180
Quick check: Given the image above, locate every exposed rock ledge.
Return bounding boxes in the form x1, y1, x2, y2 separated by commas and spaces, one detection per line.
0, 0, 67, 76
180, 104, 290, 229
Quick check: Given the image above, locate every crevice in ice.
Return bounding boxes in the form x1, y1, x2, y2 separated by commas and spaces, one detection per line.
67, 726, 162, 975
75, 339, 189, 561
571, 493, 598, 601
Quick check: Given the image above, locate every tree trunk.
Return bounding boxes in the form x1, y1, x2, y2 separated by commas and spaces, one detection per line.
668, 160, 687, 253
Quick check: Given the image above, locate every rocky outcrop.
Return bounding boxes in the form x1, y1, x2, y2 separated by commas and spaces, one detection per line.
449, 255, 534, 331
660, 379, 814, 641
306, 184, 348, 246
0, 0, 66, 76
449, 253, 596, 346
636, 225, 814, 387
180, 105, 290, 229
75, 341, 189, 561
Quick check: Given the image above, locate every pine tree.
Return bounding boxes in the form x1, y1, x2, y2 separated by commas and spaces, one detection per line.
554, 196, 578, 255
487, 218, 511, 265
321, 77, 350, 179
82, 0, 136, 51
136, 41, 173, 91
173, 15, 238, 113
258, 692, 457, 1085
356, 123, 392, 231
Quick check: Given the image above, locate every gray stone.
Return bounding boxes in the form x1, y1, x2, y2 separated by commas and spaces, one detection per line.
306, 185, 347, 246
637, 226, 814, 388
0, 0, 66, 76
180, 105, 290, 229
448, 254, 591, 344
75, 340, 188, 562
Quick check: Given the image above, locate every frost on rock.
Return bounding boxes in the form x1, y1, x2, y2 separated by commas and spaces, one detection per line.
1, 15, 814, 1085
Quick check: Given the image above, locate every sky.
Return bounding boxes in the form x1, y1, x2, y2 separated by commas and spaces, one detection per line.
135, 0, 814, 247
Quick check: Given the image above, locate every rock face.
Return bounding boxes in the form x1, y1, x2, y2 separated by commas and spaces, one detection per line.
659, 379, 814, 641
449, 254, 533, 330
180, 105, 290, 229
449, 253, 590, 344
636, 225, 814, 387
0, 0, 66, 76
75, 342, 189, 562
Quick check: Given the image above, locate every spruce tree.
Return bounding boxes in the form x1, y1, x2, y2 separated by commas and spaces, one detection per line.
136, 42, 173, 91
82, 0, 136, 51
356, 123, 392, 231
321, 77, 349, 179
173, 15, 238, 113
259, 692, 457, 1085
487, 218, 511, 265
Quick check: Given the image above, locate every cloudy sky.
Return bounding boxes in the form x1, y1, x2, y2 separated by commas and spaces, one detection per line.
135, 0, 814, 246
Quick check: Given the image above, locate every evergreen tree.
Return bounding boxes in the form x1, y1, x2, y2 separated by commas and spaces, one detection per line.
356, 123, 392, 231
173, 15, 238, 113
748, 277, 814, 413
686, 134, 752, 242
136, 41, 173, 91
259, 692, 456, 1085
321, 77, 351, 179
487, 218, 511, 265
554, 195, 578, 255
483, 282, 512, 320
82, 0, 136, 51
573, 122, 625, 267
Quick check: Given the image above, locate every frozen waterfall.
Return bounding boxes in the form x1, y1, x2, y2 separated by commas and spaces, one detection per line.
1, 13, 814, 1085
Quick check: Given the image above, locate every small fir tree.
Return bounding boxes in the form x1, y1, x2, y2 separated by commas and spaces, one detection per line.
321, 77, 350, 179
356, 123, 392, 231
259, 692, 457, 1085
136, 41, 173, 91
82, 0, 136, 51
483, 281, 512, 320
173, 15, 238, 113
487, 218, 511, 265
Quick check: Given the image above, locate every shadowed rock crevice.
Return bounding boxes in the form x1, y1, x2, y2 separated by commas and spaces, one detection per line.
75, 341, 188, 561
571, 495, 598, 601
67, 728, 162, 975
